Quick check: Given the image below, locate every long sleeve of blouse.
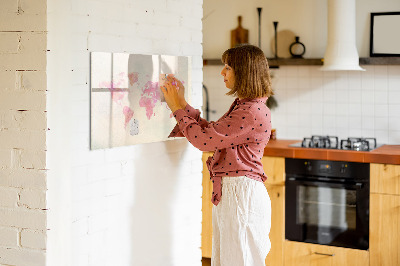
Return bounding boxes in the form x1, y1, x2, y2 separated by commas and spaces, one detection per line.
169, 98, 272, 206
168, 104, 210, 138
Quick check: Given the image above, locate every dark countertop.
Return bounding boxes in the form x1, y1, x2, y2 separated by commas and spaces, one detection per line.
263, 139, 400, 165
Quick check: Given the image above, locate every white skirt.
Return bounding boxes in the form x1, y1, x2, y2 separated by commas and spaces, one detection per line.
212, 176, 271, 266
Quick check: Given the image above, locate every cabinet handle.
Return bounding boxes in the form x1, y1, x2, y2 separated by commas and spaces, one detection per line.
314, 252, 335, 257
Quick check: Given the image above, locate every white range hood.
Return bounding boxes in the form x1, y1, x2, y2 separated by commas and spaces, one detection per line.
320, 0, 365, 71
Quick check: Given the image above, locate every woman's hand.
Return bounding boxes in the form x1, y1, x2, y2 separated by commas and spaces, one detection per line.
173, 77, 187, 108
161, 76, 184, 113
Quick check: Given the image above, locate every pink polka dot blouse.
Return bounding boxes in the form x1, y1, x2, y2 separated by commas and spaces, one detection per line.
169, 97, 272, 206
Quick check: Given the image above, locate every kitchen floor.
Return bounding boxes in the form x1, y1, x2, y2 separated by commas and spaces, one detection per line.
202, 257, 211, 266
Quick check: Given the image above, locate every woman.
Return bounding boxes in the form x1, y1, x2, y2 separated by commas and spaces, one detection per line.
161, 44, 273, 266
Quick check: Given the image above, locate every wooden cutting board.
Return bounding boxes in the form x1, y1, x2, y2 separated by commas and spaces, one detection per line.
231, 16, 249, 48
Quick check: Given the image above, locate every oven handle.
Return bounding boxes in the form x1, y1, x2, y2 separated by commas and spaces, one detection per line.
314, 252, 335, 257
286, 177, 364, 189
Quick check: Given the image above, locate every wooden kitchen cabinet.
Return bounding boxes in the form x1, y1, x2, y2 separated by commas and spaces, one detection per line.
284, 241, 369, 266
202, 152, 213, 258
201, 154, 286, 266
370, 163, 400, 195
370, 163, 400, 266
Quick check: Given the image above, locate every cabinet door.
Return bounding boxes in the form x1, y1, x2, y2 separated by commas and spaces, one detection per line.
370, 193, 400, 266
264, 185, 284, 266
370, 163, 400, 195
202, 152, 213, 258
284, 241, 369, 266
261, 156, 285, 185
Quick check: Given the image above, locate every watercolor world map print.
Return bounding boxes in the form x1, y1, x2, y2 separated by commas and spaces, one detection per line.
90, 52, 191, 149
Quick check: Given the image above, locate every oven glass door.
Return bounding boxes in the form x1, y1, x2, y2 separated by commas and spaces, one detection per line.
286, 179, 369, 250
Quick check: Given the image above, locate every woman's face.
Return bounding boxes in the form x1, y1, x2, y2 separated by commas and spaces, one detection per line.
220, 64, 235, 89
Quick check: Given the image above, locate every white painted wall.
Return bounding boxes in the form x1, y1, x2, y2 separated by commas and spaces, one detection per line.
46, 0, 203, 266
203, 0, 400, 58
0, 0, 48, 265
203, 0, 400, 145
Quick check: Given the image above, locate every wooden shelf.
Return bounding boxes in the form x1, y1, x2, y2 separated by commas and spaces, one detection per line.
359, 57, 400, 65
203, 57, 400, 67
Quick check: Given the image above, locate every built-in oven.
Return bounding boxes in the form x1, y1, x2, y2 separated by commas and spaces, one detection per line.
285, 158, 370, 250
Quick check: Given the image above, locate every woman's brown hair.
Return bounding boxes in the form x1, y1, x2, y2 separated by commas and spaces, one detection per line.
221, 44, 273, 99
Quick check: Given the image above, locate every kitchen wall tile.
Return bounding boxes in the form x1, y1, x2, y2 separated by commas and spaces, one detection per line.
388, 104, 400, 117
311, 102, 324, 113
388, 75, 400, 91
311, 127, 325, 136
361, 104, 375, 116
388, 131, 400, 143
310, 66, 323, 77
374, 65, 388, 77
388, 117, 400, 131
323, 86, 336, 103
349, 116, 362, 129
348, 103, 362, 116
335, 72, 349, 90
362, 129, 375, 138
375, 104, 389, 117
348, 71, 362, 89
362, 116, 375, 130
349, 128, 362, 137
286, 77, 299, 89
311, 86, 323, 101
387, 65, 400, 76
374, 77, 388, 91
336, 90, 349, 103
348, 90, 362, 103
298, 67, 311, 78
285, 66, 298, 77
322, 70, 335, 78
323, 115, 336, 129
374, 130, 389, 144
361, 74, 374, 91
388, 91, 400, 104
336, 128, 349, 139
374, 90, 388, 104
203, 65, 399, 144
310, 77, 324, 89
311, 114, 324, 128
361, 90, 374, 103
374, 117, 389, 130
336, 103, 349, 116
323, 103, 336, 115
298, 77, 311, 89
336, 115, 348, 128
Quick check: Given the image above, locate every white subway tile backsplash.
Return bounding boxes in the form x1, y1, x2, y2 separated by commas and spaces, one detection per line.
374, 65, 388, 77
204, 65, 400, 144
375, 104, 389, 117
374, 130, 389, 144
388, 131, 400, 144
389, 104, 400, 117
374, 117, 389, 130
388, 76, 400, 91
361, 90, 374, 103
388, 117, 400, 131
348, 103, 362, 116
361, 104, 375, 116
362, 116, 375, 130
388, 91, 400, 104
388, 65, 400, 76
374, 77, 388, 91
374, 90, 388, 104
286, 77, 299, 89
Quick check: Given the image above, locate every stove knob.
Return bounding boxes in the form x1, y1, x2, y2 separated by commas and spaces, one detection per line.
340, 164, 347, 174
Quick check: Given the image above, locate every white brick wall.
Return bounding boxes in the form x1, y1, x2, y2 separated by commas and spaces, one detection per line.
47, 1, 203, 266
0, 0, 48, 265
